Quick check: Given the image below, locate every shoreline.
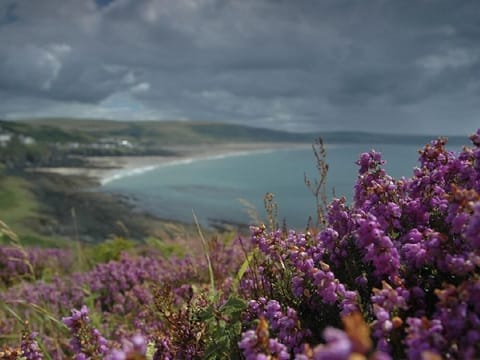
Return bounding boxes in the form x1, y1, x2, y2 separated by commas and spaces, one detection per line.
32, 142, 310, 186
23, 142, 311, 240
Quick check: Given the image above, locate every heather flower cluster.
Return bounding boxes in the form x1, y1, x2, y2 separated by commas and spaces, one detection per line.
105, 334, 147, 360
0, 246, 73, 286
0, 238, 244, 358
239, 317, 290, 360
1, 129, 479, 359
236, 129, 480, 359
20, 326, 43, 360
63, 305, 109, 359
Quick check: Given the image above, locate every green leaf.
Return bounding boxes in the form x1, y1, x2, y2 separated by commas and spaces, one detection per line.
204, 335, 230, 360
220, 296, 247, 314
197, 304, 215, 321
232, 250, 256, 291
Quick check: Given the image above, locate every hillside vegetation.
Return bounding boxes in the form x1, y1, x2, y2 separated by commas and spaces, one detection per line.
10, 118, 312, 145
9, 118, 468, 146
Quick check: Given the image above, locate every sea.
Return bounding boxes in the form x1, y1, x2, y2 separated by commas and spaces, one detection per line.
101, 140, 465, 229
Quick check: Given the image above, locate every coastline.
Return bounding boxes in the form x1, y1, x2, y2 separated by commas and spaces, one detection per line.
33, 142, 310, 186
22, 142, 310, 242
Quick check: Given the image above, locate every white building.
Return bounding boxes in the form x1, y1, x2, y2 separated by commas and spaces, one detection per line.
0, 133, 12, 147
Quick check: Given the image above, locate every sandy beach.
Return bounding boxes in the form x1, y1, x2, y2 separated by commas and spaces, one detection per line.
33, 142, 310, 185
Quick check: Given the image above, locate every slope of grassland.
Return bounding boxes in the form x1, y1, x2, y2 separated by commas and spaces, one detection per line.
0, 173, 36, 227
0, 171, 64, 247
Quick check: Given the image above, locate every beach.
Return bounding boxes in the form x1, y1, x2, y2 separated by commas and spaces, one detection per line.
32, 142, 310, 185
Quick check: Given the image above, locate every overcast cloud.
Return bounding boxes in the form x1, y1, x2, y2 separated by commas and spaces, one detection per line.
0, 0, 479, 134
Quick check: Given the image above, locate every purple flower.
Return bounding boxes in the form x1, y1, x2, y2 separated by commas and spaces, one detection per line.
465, 202, 480, 248
105, 334, 147, 360
21, 330, 43, 360
62, 305, 109, 359
239, 318, 289, 360
246, 299, 310, 352
405, 317, 445, 360
311, 328, 352, 360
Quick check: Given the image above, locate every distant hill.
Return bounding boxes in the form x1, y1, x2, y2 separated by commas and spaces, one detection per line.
9, 118, 313, 145
5, 118, 470, 146
0, 119, 93, 143
317, 131, 467, 146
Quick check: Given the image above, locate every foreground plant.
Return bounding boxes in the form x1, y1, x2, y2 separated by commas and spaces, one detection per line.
236, 129, 480, 359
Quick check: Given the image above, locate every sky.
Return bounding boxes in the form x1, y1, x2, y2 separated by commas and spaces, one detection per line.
0, 0, 479, 135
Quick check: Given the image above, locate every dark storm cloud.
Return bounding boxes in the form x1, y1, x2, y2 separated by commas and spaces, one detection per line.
0, 2, 18, 26
0, 0, 479, 134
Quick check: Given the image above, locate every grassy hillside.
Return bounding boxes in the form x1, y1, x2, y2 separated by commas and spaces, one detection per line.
0, 171, 66, 247
0, 169, 209, 246
10, 118, 468, 146
0, 173, 37, 228
12, 118, 314, 145
0, 119, 92, 143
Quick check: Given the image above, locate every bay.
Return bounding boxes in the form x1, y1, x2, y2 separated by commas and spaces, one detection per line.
101, 142, 439, 229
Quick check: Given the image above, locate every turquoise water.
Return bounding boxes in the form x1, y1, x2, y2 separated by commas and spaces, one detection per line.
102, 142, 438, 229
